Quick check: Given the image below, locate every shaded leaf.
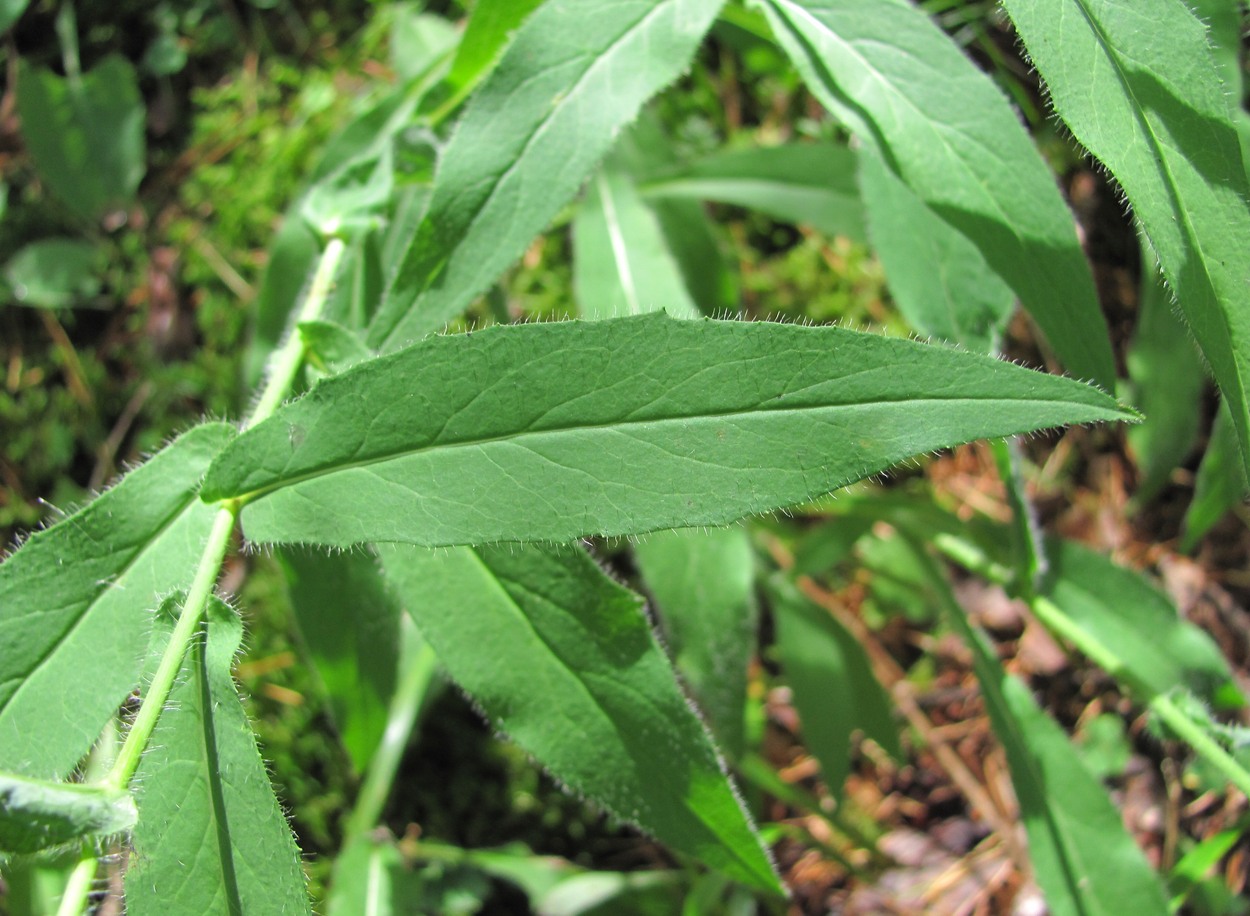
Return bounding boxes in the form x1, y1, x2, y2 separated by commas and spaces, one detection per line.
1000, 0, 1250, 477
299, 319, 373, 376
378, 542, 781, 894
3, 238, 103, 309
760, 0, 1115, 389
634, 527, 758, 759
203, 313, 1135, 549
0, 773, 136, 855
16, 56, 145, 224
1182, 400, 1250, 551
368, 0, 726, 351
126, 598, 308, 914
0, 423, 235, 779
444, 0, 545, 95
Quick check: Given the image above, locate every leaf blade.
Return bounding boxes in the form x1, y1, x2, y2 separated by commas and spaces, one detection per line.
203, 314, 1135, 549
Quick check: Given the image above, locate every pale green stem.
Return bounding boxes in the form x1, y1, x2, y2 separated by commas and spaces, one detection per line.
343, 619, 440, 842
931, 532, 1250, 799
56, 854, 98, 916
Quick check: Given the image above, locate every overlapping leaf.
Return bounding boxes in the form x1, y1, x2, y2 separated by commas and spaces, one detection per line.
126, 598, 308, 915
0, 423, 235, 779
202, 314, 1134, 549
367, 0, 727, 351
1000, 0, 1250, 477
758, 0, 1115, 389
378, 542, 781, 893
0, 773, 136, 855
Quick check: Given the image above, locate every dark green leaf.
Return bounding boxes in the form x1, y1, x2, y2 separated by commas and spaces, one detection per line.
1182, 401, 1250, 552
203, 314, 1135, 549
761, 0, 1115, 390
379, 542, 781, 894
0, 424, 235, 779
0, 772, 136, 855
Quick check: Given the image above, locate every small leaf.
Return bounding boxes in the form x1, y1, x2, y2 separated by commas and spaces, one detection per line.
299, 319, 374, 375
573, 159, 700, 320
641, 141, 866, 241
203, 313, 1136, 549
389, 8, 459, 82
3, 238, 103, 309
16, 55, 145, 224
367, 0, 727, 351
857, 144, 1013, 353
378, 542, 782, 894
634, 528, 758, 759
1000, 0, 1250, 479
759, 0, 1115, 390
1182, 400, 1250, 552
0, 772, 136, 855
768, 576, 899, 792
0, 0, 29, 32
280, 548, 403, 773
0, 423, 236, 779
126, 598, 309, 914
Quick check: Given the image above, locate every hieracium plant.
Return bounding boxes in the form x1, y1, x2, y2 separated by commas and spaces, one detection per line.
2, 0, 1249, 913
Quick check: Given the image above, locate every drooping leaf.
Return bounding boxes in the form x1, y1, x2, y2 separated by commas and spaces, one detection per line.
573, 159, 700, 320
857, 144, 1013, 353
203, 313, 1135, 549
16, 55, 145, 224
0, 423, 235, 779
1126, 261, 1206, 504
443, 0, 545, 96
634, 527, 758, 759
3, 238, 103, 309
126, 598, 309, 915
0, 772, 136, 855
1000, 0, 1250, 477
367, 0, 727, 351
1181, 399, 1250, 552
280, 549, 402, 774
759, 0, 1115, 390
378, 542, 781, 894
641, 141, 866, 242
768, 576, 899, 792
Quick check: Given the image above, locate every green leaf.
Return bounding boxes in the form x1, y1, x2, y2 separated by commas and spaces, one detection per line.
634, 528, 758, 759
203, 313, 1136, 549
641, 141, 866, 242
126, 597, 309, 915
444, 0, 545, 95
857, 144, 1013, 353
367, 0, 726, 351
0, 0, 29, 32
0, 772, 136, 855
16, 55, 145, 224
299, 319, 374, 376
999, 0, 1250, 478
759, 0, 1115, 390
768, 576, 899, 792
1041, 538, 1243, 709
1182, 400, 1250, 552
1126, 262, 1207, 504
280, 549, 402, 774
247, 214, 320, 387
378, 542, 781, 894
0, 423, 236, 779
573, 159, 700, 320
3, 238, 103, 309
389, 8, 459, 82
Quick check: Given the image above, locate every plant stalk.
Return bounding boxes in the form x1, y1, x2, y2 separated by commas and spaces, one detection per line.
56, 852, 98, 916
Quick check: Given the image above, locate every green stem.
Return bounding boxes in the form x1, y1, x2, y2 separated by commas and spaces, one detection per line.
56, 852, 97, 916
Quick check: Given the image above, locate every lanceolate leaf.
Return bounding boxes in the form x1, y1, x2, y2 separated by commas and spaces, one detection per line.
126, 598, 309, 915
443, 0, 545, 96
634, 527, 758, 759
758, 0, 1116, 390
367, 0, 726, 351
377, 542, 781, 894
203, 314, 1134, 549
1000, 0, 1250, 478
1181, 400, 1250, 552
641, 141, 866, 242
573, 159, 700, 320
0, 423, 235, 779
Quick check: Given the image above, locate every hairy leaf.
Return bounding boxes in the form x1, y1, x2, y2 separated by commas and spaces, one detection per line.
573, 159, 700, 320
126, 598, 308, 915
0, 423, 235, 779
203, 314, 1134, 549
641, 141, 865, 241
634, 527, 758, 759
378, 542, 781, 894
367, 0, 726, 351
0, 773, 136, 855
1001, 0, 1250, 477
759, 0, 1115, 389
